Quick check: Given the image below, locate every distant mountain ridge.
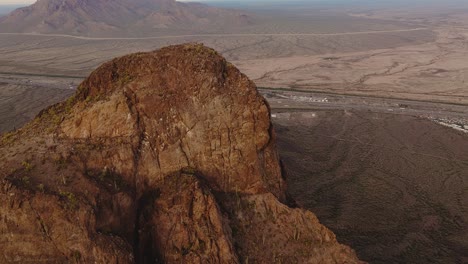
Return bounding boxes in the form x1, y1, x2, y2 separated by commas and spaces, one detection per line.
0, 0, 254, 37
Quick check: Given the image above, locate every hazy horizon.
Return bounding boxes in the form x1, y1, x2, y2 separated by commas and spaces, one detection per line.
1, 0, 468, 4
2, 0, 468, 26
2, 0, 468, 10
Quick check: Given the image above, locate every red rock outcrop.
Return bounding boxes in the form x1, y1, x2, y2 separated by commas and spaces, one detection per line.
0, 43, 362, 263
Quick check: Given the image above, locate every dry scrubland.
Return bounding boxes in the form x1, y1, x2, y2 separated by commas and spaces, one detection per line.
2, 8, 468, 105
0, 11, 439, 132
0, 83, 73, 132
1, 6, 468, 263
273, 110, 468, 264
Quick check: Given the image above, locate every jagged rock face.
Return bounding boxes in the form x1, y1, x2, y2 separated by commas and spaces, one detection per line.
0, 44, 363, 263
63, 44, 285, 199
0, 180, 134, 263
138, 174, 238, 263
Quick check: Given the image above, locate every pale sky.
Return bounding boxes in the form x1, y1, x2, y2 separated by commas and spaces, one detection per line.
0, 0, 236, 4
0, 0, 33, 4
0, 0, 458, 5
0, 0, 202, 3
0, 0, 193, 3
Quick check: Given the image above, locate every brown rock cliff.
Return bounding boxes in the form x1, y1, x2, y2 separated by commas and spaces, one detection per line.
0, 44, 363, 263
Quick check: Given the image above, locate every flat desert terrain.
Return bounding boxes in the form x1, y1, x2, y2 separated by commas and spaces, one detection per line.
0, 9, 441, 131
274, 110, 468, 263
1, 6, 468, 105
0, 8, 440, 132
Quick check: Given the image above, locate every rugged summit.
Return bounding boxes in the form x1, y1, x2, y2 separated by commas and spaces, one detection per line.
0, 0, 253, 36
0, 44, 362, 263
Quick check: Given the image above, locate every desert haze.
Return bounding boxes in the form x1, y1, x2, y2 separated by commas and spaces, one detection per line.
0, 0, 467, 263
0, 0, 254, 36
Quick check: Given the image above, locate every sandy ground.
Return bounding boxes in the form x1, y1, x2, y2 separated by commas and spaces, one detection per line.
0, 9, 440, 134
0, 29, 433, 75
1, 9, 467, 106
237, 26, 468, 104
274, 110, 468, 264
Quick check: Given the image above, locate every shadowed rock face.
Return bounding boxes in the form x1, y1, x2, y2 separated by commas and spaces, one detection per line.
0, 43, 362, 263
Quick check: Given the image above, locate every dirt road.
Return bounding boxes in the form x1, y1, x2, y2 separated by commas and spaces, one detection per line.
0, 28, 428, 41
261, 88, 468, 130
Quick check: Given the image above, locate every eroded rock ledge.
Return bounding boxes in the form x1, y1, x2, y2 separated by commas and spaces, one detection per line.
0, 44, 362, 263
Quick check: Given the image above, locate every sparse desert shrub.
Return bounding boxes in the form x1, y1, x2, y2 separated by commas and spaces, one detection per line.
37, 184, 45, 193
71, 250, 82, 262
59, 191, 78, 210
118, 73, 133, 86
21, 176, 30, 186
1, 131, 16, 145
181, 167, 197, 175
87, 167, 128, 192
64, 96, 76, 113
54, 155, 69, 171
22, 161, 33, 172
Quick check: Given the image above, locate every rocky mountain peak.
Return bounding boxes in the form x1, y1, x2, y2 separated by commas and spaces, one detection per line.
0, 44, 363, 263
65, 43, 285, 198
0, 0, 253, 36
